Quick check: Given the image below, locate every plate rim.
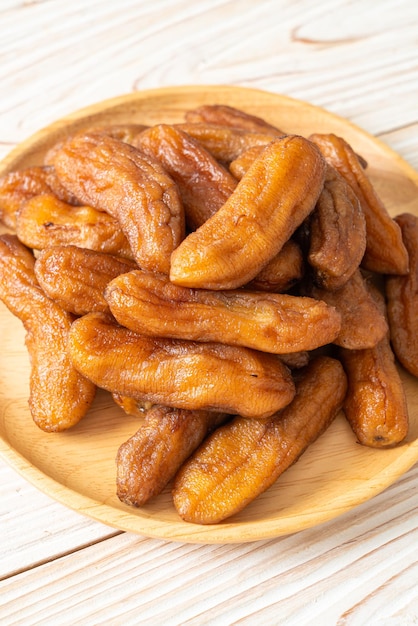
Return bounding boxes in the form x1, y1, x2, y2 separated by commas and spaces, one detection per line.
2, 84, 418, 182
1, 427, 417, 544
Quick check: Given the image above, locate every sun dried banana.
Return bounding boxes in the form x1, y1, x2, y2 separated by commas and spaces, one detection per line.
0, 166, 83, 231
16, 193, 134, 258
87, 123, 149, 143
68, 312, 296, 419
44, 166, 81, 205
0, 234, 96, 432
43, 125, 149, 166
310, 133, 409, 275
229, 145, 266, 179
174, 123, 277, 163
170, 135, 326, 289
52, 132, 185, 274
278, 351, 310, 369
173, 356, 347, 524
35, 245, 137, 315
133, 124, 237, 230
185, 104, 285, 136
340, 286, 409, 447
308, 269, 388, 349
308, 165, 367, 290
0, 166, 55, 229
386, 213, 418, 377
340, 340, 409, 448
105, 269, 341, 353
246, 240, 304, 292
116, 406, 227, 506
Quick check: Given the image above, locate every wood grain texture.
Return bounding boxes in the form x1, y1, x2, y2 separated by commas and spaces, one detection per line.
1, 1, 418, 165
0, 0, 417, 623
1, 466, 417, 624
0, 463, 120, 581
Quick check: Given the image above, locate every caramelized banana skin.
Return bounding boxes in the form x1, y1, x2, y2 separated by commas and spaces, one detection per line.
340, 341, 409, 448
52, 132, 185, 274
386, 213, 418, 377
308, 165, 366, 290
246, 240, 304, 293
68, 313, 296, 419
106, 269, 341, 353
170, 135, 326, 290
339, 283, 408, 448
35, 245, 137, 315
16, 193, 134, 258
229, 145, 266, 179
172, 356, 347, 525
310, 133, 409, 275
88, 123, 149, 143
184, 104, 285, 136
0, 235, 96, 432
0, 166, 54, 229
133, 124, 237, 230
308, 269, 388, 349
174, 123, 277, 163
0, 166, 81, 230
116, 407, 227, 506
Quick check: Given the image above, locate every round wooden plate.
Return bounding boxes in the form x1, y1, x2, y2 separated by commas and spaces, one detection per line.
0, 85, 417, 544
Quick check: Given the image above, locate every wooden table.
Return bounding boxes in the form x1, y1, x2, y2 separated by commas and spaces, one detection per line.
1, 1, 417, 623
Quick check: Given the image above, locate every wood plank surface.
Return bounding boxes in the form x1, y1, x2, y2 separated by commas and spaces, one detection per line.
1, 465, 417, 623
0, 0, 417, 623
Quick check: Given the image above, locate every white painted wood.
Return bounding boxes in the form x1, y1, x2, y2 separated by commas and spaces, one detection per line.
381, 124, 418, 170
0, 461, 120, 581
0, 466, 417, 624
0, 0, 417, 623
1, 0, 417, 158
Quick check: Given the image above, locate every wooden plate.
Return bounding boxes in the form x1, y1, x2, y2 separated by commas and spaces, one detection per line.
0, 85, 417, 544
